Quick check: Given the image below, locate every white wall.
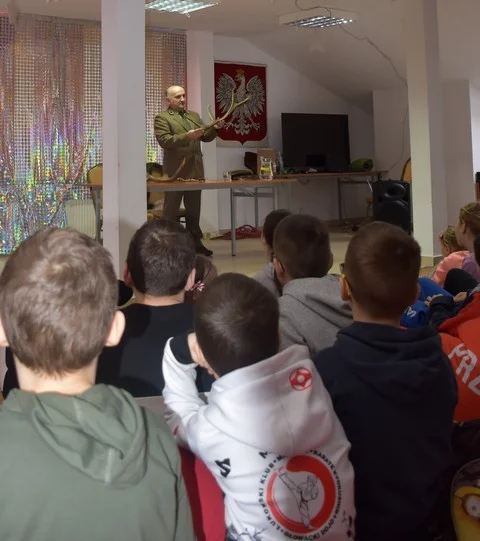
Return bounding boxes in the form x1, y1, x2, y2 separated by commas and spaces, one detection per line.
444, 81, 475, 223
373, 86, 410, 180
374, 82, 477, 226
470, 85, 480, 176
213, 36, 375, 230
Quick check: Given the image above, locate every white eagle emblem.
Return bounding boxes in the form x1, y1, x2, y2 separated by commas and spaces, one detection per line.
216, 68, 265, 136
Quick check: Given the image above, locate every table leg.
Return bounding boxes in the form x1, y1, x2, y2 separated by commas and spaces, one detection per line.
337, 177, 343, 222
273, 185, 279, 210
95, 188, 101, 243
254, 188, 259, 228
230, 188, 237, 257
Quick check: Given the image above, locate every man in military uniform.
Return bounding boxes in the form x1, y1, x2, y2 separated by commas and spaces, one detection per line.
154, 85, 223, 256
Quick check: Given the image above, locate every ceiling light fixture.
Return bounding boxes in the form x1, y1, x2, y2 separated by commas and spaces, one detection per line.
279, 7, 357, 29
145, 0, 219, 15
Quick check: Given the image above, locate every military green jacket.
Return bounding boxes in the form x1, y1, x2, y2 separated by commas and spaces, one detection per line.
154, 108, 217, 179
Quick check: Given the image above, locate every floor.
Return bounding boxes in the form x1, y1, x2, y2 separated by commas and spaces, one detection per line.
207, 231, 352, 276
0, 232, 352, 277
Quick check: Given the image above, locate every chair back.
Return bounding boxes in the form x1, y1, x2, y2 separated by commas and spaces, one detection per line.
401, 158, 412, 183
87, 163, 103, 206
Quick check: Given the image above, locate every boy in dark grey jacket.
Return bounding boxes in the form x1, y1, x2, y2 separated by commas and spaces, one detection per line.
273, 214, 352, 354
0, 229, 194, 541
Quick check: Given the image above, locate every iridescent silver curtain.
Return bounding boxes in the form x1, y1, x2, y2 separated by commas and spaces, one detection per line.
0, 15, 186, 254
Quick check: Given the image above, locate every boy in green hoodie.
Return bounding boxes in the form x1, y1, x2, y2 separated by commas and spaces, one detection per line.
0, 228, 195, 541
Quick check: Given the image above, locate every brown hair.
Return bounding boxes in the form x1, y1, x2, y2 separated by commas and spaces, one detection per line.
440, 225, 461, 251
0, 228, 118, 375
459, 202, 480, 237
126, 219, 196, 297
344, 222, 421, 319
184, 254, 218, 303
195, 273, 279, 377
273, 214, 331, 279
263, 209, 291, 258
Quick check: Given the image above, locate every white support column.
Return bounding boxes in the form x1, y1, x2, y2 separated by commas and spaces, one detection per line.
186, 31, 220, 237
101, 0, 146, 275
405, 0, 447, 261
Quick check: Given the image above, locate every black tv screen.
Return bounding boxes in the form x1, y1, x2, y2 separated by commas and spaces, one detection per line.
281, 113, 351, 172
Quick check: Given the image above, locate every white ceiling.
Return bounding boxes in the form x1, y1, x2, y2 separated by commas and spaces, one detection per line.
2, 0, 480, 112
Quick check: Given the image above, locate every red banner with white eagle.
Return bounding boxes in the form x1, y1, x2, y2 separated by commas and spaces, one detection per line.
214, 61, 267, 146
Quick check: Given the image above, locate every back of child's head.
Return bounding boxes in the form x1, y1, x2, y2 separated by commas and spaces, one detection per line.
126, 218, 195, 296
195, 273, 279, 377
185, 254, 218, 303
273, 214, 331, 279
0, 228, 117, 375
263, 209, 291, 256
458, 202, 480, 237
440, 225, 462, 254
344, 221, 421, 319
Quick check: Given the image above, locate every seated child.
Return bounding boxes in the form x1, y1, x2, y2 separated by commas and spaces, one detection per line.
184, 254, 218, 303
313, 222, 457, 541
273, 214, 352, 354
431, 226, 468, 287
0, 228, 195, 541
252, 208, 291, 297
443, 202, 480, 294
97, 218, 214, 396
163, 273, 355, 540
429, 232, 480, 422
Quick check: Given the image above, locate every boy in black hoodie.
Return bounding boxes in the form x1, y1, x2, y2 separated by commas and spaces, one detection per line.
313, 221, 457, 541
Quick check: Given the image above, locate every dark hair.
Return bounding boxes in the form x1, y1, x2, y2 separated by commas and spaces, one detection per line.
126, 219, 196, 296
474, 233, 480, 266
0, 228, 118, 375
263, 209, 291, 256
273, 214, 331, 279
344, 222, 421, 319
195, 273, 279, 377
184, 254, 218, 303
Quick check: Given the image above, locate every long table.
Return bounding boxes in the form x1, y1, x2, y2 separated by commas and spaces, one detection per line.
90, 170, 385, 256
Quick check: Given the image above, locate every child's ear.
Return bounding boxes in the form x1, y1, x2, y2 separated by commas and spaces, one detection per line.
0, 318, 9, 347
188, 333, 220, 379
105, 311, 126, 347
185, 268, 196, 292
340, 276, 351, 302
123, 265, 133, 289
273, 257, 286, 284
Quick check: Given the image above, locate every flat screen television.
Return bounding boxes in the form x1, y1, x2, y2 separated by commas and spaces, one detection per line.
281, 113, 351, 172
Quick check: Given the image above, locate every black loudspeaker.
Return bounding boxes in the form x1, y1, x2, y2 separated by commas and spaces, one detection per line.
372, 180, 412, 234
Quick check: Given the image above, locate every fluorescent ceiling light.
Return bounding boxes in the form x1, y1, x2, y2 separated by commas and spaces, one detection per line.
145, 0, 219, 15
280, 7, 357, 29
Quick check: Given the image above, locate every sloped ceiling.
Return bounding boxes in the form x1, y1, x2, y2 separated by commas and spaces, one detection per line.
2, 0, 480, 113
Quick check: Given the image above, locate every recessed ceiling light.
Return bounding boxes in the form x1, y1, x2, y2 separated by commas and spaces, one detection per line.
280, 7, 357, 29
145, 0, 219, 15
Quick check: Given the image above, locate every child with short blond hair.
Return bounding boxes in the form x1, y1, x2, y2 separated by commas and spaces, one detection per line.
431, 226, 468, 287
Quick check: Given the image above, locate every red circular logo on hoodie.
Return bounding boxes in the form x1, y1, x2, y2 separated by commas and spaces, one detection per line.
289, 368, 313, 391
264, 453, 339, 535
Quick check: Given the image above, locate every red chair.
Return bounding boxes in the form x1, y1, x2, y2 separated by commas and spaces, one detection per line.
179, 447, 226, 541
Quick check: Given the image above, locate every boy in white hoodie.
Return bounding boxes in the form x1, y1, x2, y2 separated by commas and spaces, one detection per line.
163, 272, 355, 541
